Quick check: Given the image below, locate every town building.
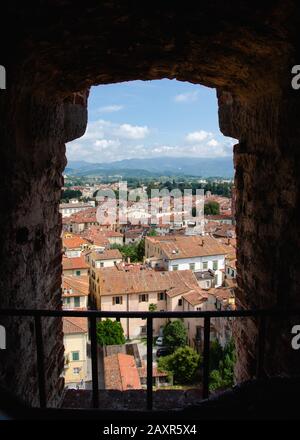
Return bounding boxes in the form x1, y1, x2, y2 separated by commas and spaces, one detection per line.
62, 275, 89, 309
62, 233, 90, 258
145, 235, 228, 286
62, 256, 89, 277
63, 317, 90, 389
92, 267, 208, 339
62, 208, 100, 234
59, 201, 95, 218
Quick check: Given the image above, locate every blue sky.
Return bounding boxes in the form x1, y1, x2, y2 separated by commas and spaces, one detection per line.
66, 79, 236, 163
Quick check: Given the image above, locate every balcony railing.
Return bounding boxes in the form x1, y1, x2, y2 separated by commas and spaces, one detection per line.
0, 307, 299, 411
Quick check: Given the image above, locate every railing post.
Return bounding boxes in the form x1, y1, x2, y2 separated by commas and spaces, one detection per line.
256, 315, 266, 379
202, 316, 211, 400
146, 316, 153, 410
90, 315, 99, 408
34, 315, 46, 408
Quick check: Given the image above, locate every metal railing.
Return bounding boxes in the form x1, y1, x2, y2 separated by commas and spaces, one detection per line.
0, 307, 299, 411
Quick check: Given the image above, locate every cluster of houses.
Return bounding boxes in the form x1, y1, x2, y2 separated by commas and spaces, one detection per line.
60, 197, 236, 390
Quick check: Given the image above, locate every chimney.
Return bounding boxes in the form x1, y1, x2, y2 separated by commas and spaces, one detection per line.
127, 257, 130, 264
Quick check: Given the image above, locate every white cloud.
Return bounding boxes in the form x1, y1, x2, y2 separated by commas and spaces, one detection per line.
116, 123, 149, 139
67, 119, 150, 162
207, 139, 219, 147
174, 91, 199, 103
96, 105, 124, 113
67, 118, 237, 163
94, 139, 121, 149
186, 130, 212, 142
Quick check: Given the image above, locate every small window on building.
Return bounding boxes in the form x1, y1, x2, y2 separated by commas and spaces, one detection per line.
141, 325, 147, 335
74, 297, 80, 307
206, 281, 210, 288
202, 262, 208, 270
139, 294, 149, 302
75, 270, 81, 276
189, 263, 195, 271
178, 298, 183, 306
100, 262, 104, 268
172, 265, 179, 271
213, 260, 218, 271
72, 351, 80, 361
158, 292, 165, 301
73, 367, 80, 374
113, 296, 123, 305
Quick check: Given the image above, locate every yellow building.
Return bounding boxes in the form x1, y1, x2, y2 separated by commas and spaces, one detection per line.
63, 317, 90, 388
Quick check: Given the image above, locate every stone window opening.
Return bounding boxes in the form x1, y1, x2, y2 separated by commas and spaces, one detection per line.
1, 3, 300, 413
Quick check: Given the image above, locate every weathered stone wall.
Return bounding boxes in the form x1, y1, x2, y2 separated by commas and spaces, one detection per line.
1, 1, 300, 406
0, 87, 88, 406
218, 88, 300, 381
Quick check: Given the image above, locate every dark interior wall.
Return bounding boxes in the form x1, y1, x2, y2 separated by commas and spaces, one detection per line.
0, 1, 299, 405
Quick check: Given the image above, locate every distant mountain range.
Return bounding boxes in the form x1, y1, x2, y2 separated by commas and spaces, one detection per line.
65, 156, 234, 178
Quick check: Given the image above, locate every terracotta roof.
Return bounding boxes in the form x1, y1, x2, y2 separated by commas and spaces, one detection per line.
212, 225, 236, 239
104, 354, 142, 390
208, 287, 233, 301
63, 317, 88, 334
62, 256, 89, 270
104, 230, 123, 237
98, 269, 199, 296
81, 226, 123, 246
146, 235, 228, 260
90, 249, 123, 261
125, 229, 145, 238
62, 275, 89, 296
63, 235, 89, 249
183, 289, 209, 306
68, 208, 97, 224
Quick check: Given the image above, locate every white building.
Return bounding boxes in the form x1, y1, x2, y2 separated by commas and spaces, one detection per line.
59, 201, 95, 218
145, 235, 228, 287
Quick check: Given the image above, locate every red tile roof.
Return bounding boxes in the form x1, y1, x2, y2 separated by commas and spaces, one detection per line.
146, 235, 228, 259
81, 226, 123, 246
104, 354, 142, 390
62, 275, 89, 296
63, 317, 88, 334
63, 236, 89, 249
89, 249, 123, 261
98, 268, 200, 297
62, 256, 89, 271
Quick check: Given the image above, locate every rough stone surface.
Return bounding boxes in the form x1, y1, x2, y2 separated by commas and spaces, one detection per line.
1, 1, 300, 406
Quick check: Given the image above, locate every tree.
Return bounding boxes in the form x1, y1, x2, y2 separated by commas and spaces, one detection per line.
148, 228, 157, 236
204, 201, 220, 215
61, 189, 82, 202
136, 238, 145, 261
158, 346, 201, 384
149, 303, 157, 311
209, 339, 224, 371
163, 320, 187, 351
96, 319, 126, 346
209, 338, 236, 392
111, 240, 145, 263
